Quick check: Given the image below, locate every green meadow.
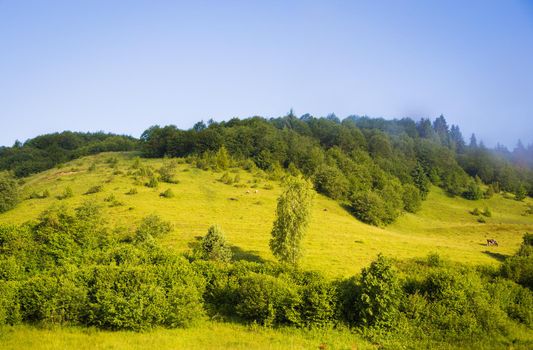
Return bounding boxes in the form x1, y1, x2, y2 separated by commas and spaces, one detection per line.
1, 152, 533, 349
1, 152, 531, 277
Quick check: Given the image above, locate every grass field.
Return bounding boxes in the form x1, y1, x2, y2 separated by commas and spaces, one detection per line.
0, 322, 375, 350
1, 151, 532, 278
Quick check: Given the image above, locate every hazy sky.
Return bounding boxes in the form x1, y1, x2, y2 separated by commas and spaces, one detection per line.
1, 0, 532, 148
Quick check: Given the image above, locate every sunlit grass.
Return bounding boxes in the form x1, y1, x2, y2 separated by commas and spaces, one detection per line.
0, 322, 372, 350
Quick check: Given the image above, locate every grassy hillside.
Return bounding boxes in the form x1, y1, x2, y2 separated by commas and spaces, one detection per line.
1, 151, 532, 277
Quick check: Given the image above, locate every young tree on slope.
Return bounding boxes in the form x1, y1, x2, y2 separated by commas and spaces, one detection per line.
270, 176, 314, 266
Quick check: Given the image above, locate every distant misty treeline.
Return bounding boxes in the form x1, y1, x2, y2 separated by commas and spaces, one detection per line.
1, 114, 532, 203
493, 140, 533, 170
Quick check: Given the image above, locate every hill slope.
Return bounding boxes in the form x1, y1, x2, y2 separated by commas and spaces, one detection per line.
1, 152, 532, 277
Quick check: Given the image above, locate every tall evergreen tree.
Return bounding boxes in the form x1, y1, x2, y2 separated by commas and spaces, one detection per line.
417, 118, 434, 139
469, 134, 478, 148
450, 125, 465, 153
411, 163, 430, 199
433, 115, 450, 146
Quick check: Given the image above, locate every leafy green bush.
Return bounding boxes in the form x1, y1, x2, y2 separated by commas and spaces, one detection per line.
85, 265, 165, 330
19, 272, 87, 325
197, 225, 232, 263
126, 188, 138, 195
356, 254, 401, 327
0, 281, 22, 325
159, 188, 175, 198
350, 191, 387, 226
29, 189, 50, 199
84, 185, 103, 195
463, 181, 483, 200
471, 208, 480, 216
219, 172, 233, 185
235, 273, 301, 326
145, 175, 159, 188
313, 164, 349, 200
158, 162, 179, 184
134, 215, 172, 242
297, 271, 336, 327
402, 183, 422, 213
501, 233, 533, 289
482, 207, 492, 217
0, 172, 19, 213
488, 278, 532, 327
57, 187, 74, 200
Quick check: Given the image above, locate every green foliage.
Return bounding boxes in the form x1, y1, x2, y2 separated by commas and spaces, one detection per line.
0, 172, 19, 213
57, 187, 74, 200
501, 233, 533, 289
158, 162, 179, 184
134, 214, 172, 243
270, 177, 314, 266
0, 132, 138, 177
402, 183, 422, 213
219, 172, 233, 185
0, 281, 21, 325
235, 273, 301, 326
145, 175, 159, 188
198, 225, 233, 263
84, 185, 103, 195
313, 164, 349, 200
85, 262, 205, 330
159, 188, 175, 198
215, 146, 230, 171
463, 180, 483, 200
482, 207, 492, 217
19, 272, 87, 325
515, 184, 527, 201
356, 254, 401, 327
29, 189, 50, 199
484, 184, 495, 198
125, 188, 138, 195
350, 191, 387, 226
411, 163, 430, 199
297, 271, 336, 327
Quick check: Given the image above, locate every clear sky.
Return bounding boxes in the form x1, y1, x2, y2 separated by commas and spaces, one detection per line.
1, 0, 532, 148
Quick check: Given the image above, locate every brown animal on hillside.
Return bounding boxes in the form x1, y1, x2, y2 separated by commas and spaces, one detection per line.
486, 239, 499, 246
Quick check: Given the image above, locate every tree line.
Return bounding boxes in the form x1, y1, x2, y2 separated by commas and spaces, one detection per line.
139, 114, 533, 224
0, 131, 138, 177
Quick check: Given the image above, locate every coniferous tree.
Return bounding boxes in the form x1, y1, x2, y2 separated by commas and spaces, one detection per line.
411, 163, 430, 199
199, 225, 232, 263
469, 134, 478, 148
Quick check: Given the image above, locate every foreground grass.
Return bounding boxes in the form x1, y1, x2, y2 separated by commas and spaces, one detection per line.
1, 152, 532, 276
0, 323, 372, 350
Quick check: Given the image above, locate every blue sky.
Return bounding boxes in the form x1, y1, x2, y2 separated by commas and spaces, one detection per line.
1, 0, 532, 148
